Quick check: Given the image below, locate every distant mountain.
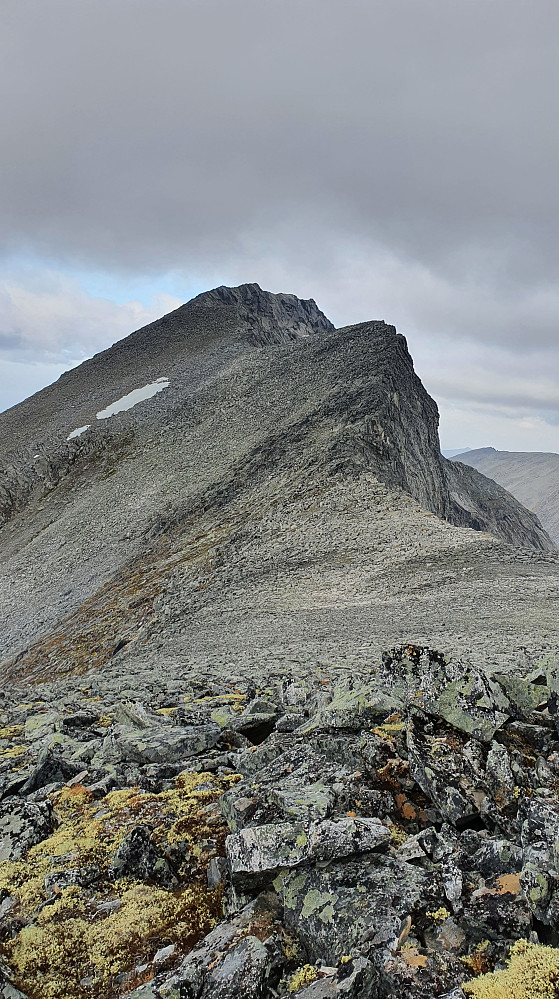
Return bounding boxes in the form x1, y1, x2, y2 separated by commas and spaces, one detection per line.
442, 447, 472, 458
451, 447, 559, 544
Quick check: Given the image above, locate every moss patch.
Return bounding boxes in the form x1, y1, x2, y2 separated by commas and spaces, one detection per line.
288, 964, 318, 992
463, 939, 559, 999
0, 771, 241, 999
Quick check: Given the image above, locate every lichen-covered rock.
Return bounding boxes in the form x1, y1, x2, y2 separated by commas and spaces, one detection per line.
140, 893, 284, 999
0, 798, 53, 862
3, 660, 559, 998
219, 745, 359, 831
406, 715, 485, 825
492, 672, 547, 720
300, 686, 403, 734
197, 934, 272, 997
23, 710, 60, 743
275, 853, 433, 965
293, 957, 376, 997
458, 831, 522, 877
380, 647, 510, 741
114, 722, 222, 765
109, 824, 177, 887
19, 746, 85, 795
519, 795, 559, 869
226, 817, 390, 888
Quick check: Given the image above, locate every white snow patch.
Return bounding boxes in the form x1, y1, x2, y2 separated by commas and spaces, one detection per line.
96, 378, 169, 420
66, 425, 91, 441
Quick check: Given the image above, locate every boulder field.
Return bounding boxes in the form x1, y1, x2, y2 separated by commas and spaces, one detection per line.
2, 646, 559, 998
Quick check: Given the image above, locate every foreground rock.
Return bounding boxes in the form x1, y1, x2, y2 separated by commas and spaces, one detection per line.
1, 645, 559, 998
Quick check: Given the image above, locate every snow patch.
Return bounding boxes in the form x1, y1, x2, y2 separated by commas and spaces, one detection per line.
66, 425, 91, 441
96, 378, 169, 420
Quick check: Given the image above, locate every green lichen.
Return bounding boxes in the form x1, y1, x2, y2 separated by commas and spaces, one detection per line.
301, 889, 338, 920
279, 872, 308, 910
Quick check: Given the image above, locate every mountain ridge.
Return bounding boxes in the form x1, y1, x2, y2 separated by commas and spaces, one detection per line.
0, 284, 557, 691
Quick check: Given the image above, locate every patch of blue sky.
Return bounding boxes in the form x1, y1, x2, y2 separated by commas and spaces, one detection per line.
2, 253, 207, 307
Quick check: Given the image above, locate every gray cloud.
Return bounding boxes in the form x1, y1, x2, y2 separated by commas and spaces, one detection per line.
1, 0, 559, 448
2, 1, 558, 283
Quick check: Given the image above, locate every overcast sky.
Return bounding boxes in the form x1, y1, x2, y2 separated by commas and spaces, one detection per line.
1, 0, 558, 451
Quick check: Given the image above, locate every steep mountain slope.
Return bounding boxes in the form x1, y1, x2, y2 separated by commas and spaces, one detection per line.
452, 446, 559, 544
0, 284, 557, 690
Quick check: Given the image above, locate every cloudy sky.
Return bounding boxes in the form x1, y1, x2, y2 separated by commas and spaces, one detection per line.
1, 0, 558, 451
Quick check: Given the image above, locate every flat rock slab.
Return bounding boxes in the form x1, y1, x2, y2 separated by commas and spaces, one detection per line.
226, 817, 390, 888
114, 722, 222, 764
300, 686, 403, 733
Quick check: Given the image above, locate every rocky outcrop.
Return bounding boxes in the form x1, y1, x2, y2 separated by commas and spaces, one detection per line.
188, 282, 335, 345
0, 283, 557, 689
444, 456, 554, 551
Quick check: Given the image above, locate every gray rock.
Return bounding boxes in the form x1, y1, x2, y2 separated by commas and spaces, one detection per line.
0, 965, 27, 999
0, 797, 53, 861
406, 716, 485, 825
294, 958, 376, 998
492, 672, 546, 719
109, 824, 177, 887
519, 796, 559, 868
226, 817, 390, 888
19, 747, 85, 795
114, 722, 221, 765
24, 709, 60, 742
301, 686, 403, 734
44, 865, 100, 896
381, 646, 510, 741
198, 935, 270, 998
459, 832, 523, 876
275, 853, 432, 964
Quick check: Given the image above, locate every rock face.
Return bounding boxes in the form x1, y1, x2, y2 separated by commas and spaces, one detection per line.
451, 447, 559, 545
187, 283, 336, 345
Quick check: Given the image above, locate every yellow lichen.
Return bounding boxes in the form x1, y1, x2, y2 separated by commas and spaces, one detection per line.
372, 714, 405, 740
289, 964, 318, 992
0, 725, 24, 740
463, 939, 559, 999
0, 744, 27, 758
0, 771, 242, 999
427, 907, 451, 922
96, 714, 113, 727
389, 825, 408, 846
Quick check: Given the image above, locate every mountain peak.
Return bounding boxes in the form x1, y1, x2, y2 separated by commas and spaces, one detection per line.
186, 282, 335, 345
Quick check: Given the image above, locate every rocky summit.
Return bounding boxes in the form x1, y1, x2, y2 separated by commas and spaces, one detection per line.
1, 284, 559, 999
